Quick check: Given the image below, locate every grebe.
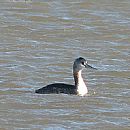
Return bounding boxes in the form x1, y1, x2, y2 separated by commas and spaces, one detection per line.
35, 57, 96, 96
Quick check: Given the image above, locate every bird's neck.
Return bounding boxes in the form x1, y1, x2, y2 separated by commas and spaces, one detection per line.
73, 70, 88, 96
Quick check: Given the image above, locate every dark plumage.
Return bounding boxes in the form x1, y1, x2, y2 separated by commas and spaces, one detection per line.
35, 83, 76, 94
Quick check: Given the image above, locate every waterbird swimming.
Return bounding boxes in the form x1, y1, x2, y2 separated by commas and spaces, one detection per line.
35, 57, 96, 96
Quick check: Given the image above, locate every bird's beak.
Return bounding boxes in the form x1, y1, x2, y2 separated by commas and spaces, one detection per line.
85, 64, 97, 70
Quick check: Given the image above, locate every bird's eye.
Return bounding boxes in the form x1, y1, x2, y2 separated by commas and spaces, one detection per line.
81, 62, 84, 65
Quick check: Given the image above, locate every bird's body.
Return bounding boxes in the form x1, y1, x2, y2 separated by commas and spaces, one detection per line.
35, 83, 76, 94
35, 57, 96, 96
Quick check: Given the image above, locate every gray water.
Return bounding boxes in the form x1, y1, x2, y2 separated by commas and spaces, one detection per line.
0, 0, 130, 129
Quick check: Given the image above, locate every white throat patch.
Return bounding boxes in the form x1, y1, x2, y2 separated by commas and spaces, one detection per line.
77, 72, 88, 96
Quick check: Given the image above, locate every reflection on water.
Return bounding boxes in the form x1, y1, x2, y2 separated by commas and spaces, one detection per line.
0, 0, 130, 129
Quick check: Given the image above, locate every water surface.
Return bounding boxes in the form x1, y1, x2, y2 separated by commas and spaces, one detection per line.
0, 0, 130, 129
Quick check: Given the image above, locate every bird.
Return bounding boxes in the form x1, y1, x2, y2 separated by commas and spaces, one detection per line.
35, 57, 96, 96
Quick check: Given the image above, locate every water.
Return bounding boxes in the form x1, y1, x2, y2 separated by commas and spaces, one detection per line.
0, 0, 130, 129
